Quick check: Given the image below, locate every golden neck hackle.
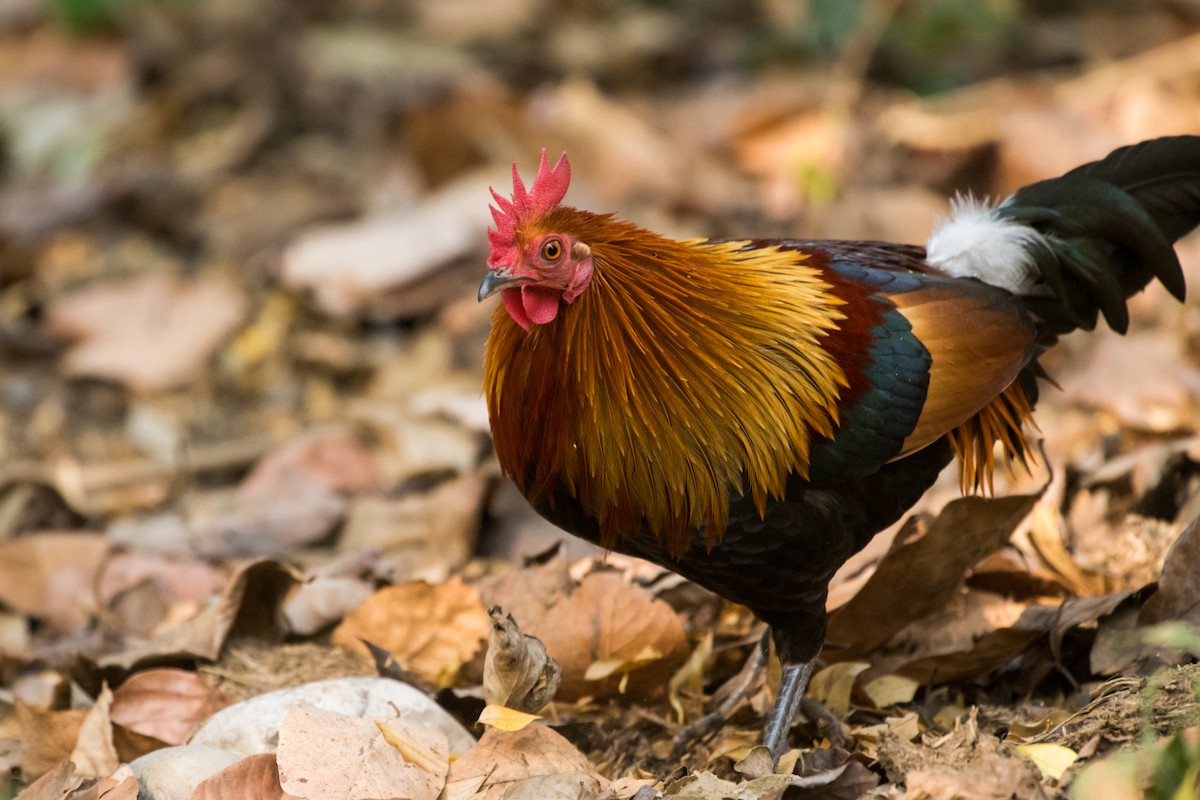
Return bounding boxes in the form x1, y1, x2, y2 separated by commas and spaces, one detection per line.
484, 216, 853, 555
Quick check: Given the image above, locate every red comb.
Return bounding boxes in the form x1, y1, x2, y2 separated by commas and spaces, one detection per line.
487, 150, 571, 264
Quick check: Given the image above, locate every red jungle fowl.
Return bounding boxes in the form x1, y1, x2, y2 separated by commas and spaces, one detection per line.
478, 137, 1200, 761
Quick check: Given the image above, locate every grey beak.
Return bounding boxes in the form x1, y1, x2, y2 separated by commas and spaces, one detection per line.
478, 270, 526, 301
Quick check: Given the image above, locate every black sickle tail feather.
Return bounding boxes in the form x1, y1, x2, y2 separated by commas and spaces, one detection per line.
1000, 135, 1200, 337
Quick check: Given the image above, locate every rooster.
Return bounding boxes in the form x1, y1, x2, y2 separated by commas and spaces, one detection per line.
479, 138, 1200, 760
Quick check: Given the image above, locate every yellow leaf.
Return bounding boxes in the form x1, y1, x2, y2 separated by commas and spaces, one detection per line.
584, 646, 663, 681
1017, 742, 1079, 781
863, 674, 920, 708
808, 662, 869, 717
476, 704, 541, 732
375, 718, 446, 773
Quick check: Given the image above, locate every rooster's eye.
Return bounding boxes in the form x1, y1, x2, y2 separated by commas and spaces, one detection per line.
541, 239, 563, 262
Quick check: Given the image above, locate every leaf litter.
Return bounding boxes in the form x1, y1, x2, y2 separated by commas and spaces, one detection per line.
2, 4, 1200, 800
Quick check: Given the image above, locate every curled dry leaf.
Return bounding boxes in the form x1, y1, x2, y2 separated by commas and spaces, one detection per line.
331, 577, 490, 687
482, 606, 561, 712
827, 493, 1040, 654
188, 753, 299, 800
110, 668, 230, 746
71, 684, 119, 779
100, 559, 300, 673
522, 571, 688, 701
442, 724, 600, 800
1140, 518, 1200, 625
276, 703, 448, 800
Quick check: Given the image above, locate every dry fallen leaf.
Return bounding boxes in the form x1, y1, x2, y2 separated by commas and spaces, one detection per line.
16, 701, 85, 781
70, 684, 119, 778
809, 662, 870, 718
476, 550, 573, 626
0, 532, 108, 633
284, 575, 374, 637
828, 493, 1040, 654
45, 274, 248, 393
500, 772, 602, 800
523, 571, 688, 701
100, 559, 300, 672
276, 703, 448, 800
482, 607, 561, 712
236, 427, 381, 502
281, 173, 494, 317
1140, 518, 1200, 626
1060, 331, 1200, 433
331, 577, 490, 687
110, 668, 230, 746
188, 753, 299, 800
1015, 742, 1079, 781
442, 724, 600, 800
11, 759, 81, 800
476, 704, 541, 732
337, 471, 487, 582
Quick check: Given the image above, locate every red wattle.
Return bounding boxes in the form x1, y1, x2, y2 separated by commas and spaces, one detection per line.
502, 289, 531, 330
522, 286, 562, 325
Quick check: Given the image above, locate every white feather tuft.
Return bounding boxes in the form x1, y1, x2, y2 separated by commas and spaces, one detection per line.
925, 195, 1046, 294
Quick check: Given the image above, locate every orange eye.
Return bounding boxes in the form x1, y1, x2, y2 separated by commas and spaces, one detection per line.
541, 238, 563, 262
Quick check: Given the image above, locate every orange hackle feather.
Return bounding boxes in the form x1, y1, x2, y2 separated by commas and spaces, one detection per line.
948, 379, 1039, 494
484, 210, 855, 556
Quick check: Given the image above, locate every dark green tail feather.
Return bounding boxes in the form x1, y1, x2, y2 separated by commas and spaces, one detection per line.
999, 136, 1200, 336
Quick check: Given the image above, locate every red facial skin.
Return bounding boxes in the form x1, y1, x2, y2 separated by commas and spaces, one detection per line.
496, 233, 594, 330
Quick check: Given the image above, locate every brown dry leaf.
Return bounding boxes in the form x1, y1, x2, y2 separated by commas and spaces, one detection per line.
83, 774, 140, 800
276, 703, 448, 800
100, 559, 299, 672
476, 550, 573, 626
0, 532, 108, 633
189, 473, 347, 559
70, 685, 119, 778
522, 571, 688, 701
338, 471, 486, 582
281, 173, 494, 318
188, 753, 299, 800
500, 772, 602, 800
331, 577, 490, 687
110, 668, 229, 746
45, 275, 248, 393
441, 724, 599, 800
236, 427, 380, 503
16, 701, 85, 781
11, 760, 81, 800
828, 493, 1040, 654
283, 575, 374, 637
735, 107, 849, 214
1060, 331, 1200, 432
877, 591, 1051, 685
97, 552, 228, 620
1140, 518, 1200, 625
482, 607, 561, 712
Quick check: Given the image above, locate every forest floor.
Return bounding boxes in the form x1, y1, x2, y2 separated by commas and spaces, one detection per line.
3, 1, 1200, 798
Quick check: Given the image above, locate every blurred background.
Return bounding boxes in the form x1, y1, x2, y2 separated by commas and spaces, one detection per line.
1, 0, 1200, 781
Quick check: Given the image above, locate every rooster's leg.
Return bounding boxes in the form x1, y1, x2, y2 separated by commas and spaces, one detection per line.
762, 658, 815, 764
